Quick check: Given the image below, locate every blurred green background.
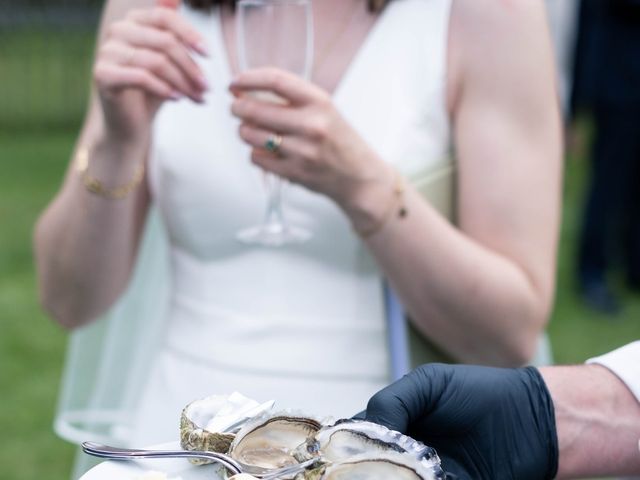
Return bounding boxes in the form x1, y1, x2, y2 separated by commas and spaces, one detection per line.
1, 2, 639, 480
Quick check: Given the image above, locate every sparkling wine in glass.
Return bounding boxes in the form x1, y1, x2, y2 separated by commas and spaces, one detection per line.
236, 0, 314, 247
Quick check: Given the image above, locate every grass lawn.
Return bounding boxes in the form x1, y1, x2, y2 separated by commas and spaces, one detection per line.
550, 148, 640, 364
0, 131, 77, 479
0, 30, 94, 131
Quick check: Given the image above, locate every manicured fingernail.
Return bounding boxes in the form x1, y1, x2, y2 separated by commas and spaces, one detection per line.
229, 83, 245, 96
192, 41, 209, 56
197, 74, 210, 90
169, 90, 183, 100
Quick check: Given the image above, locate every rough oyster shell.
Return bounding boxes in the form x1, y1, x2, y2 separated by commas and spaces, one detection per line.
228, 413, 323, 470
292, 419, 444, 479
298, 452, 435, 480
294, 419, 439, 465
180, 393, 266, 465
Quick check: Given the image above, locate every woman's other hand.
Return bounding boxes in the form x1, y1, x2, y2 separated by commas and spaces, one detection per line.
94, 0, 209, 143
230, 68, 392, 223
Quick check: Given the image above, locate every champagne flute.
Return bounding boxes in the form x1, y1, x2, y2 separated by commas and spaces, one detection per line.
236, 0, 314, 247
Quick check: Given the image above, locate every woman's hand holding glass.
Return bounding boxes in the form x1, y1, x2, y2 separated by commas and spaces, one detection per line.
93, 0, 209, 145
230, 68, 392, 230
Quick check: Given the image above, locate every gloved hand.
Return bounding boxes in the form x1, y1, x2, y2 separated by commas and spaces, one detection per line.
364, 364, 558, 480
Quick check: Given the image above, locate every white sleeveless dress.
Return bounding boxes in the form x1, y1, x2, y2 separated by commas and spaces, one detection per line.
128, 0, 453, 445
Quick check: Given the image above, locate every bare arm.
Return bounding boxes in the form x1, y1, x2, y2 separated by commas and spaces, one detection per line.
361, 0, 562, 365
540, 364, 640, 478
34, 0, 207, 329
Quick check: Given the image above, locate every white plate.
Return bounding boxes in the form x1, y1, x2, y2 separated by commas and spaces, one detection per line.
79, 443, 225, 480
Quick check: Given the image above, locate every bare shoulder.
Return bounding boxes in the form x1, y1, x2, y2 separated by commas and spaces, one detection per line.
450, 0, 548, 46
447, 0, 554, 109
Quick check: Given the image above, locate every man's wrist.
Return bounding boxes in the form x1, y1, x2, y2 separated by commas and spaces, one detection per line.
587, 341, 640, 403
539, 364, 640, 478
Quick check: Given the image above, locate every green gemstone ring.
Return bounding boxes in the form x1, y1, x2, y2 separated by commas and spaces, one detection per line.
264, 134, 283, 154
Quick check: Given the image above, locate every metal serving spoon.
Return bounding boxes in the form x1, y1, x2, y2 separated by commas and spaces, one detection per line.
82, 442, 317, 479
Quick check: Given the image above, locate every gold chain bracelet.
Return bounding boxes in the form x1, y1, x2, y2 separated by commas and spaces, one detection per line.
355, 169, 408, 238
75, 146, 145, 200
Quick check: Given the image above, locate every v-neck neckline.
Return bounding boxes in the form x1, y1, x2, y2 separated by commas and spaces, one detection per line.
213, 2, 395, 102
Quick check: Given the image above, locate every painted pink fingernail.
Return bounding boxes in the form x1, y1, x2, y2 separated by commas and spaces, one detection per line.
169, 90, 183, 100
197, 74, 210, 90
192, 41, 209, 56
193, 92, 206, 104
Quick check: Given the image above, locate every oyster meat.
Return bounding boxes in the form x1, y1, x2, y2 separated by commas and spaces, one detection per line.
299, 453, 435, 480
294, 419, 440, 469
228, 414, 323, 470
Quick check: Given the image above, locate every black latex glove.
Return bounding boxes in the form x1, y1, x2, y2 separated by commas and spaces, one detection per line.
364, 364, 558, 480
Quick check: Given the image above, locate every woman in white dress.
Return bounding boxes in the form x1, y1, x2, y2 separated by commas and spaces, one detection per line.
34, 0, 561, 475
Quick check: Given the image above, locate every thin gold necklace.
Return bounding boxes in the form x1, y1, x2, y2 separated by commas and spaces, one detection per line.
311, 0, 364, 79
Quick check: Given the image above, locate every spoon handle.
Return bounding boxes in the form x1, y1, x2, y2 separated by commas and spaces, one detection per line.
82, 442, 243, 475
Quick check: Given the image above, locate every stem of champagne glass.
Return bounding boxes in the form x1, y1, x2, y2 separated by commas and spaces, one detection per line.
264, 174, 285, 229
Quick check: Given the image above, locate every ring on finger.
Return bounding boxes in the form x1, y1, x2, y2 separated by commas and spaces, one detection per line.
264, 134, 283, 155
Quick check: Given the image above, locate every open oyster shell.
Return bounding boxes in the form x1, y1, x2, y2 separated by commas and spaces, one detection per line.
294, 419, 439, 465
227, 413, 323, 471
298, 452, 436, 480
292, 419, 444, 479
180, 393, 271, 465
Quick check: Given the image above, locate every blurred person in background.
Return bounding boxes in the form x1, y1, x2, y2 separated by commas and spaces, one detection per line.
33, 0, 561, 476
573, 0, 640, 315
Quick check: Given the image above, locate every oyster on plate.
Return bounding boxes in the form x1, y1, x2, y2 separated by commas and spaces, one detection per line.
298, 452, 436, 480
227, 414, 323, 470
227, 415, 445, 480
293, 419, 441, 470
180, 393, 274, 465
228, 453, 436, 480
